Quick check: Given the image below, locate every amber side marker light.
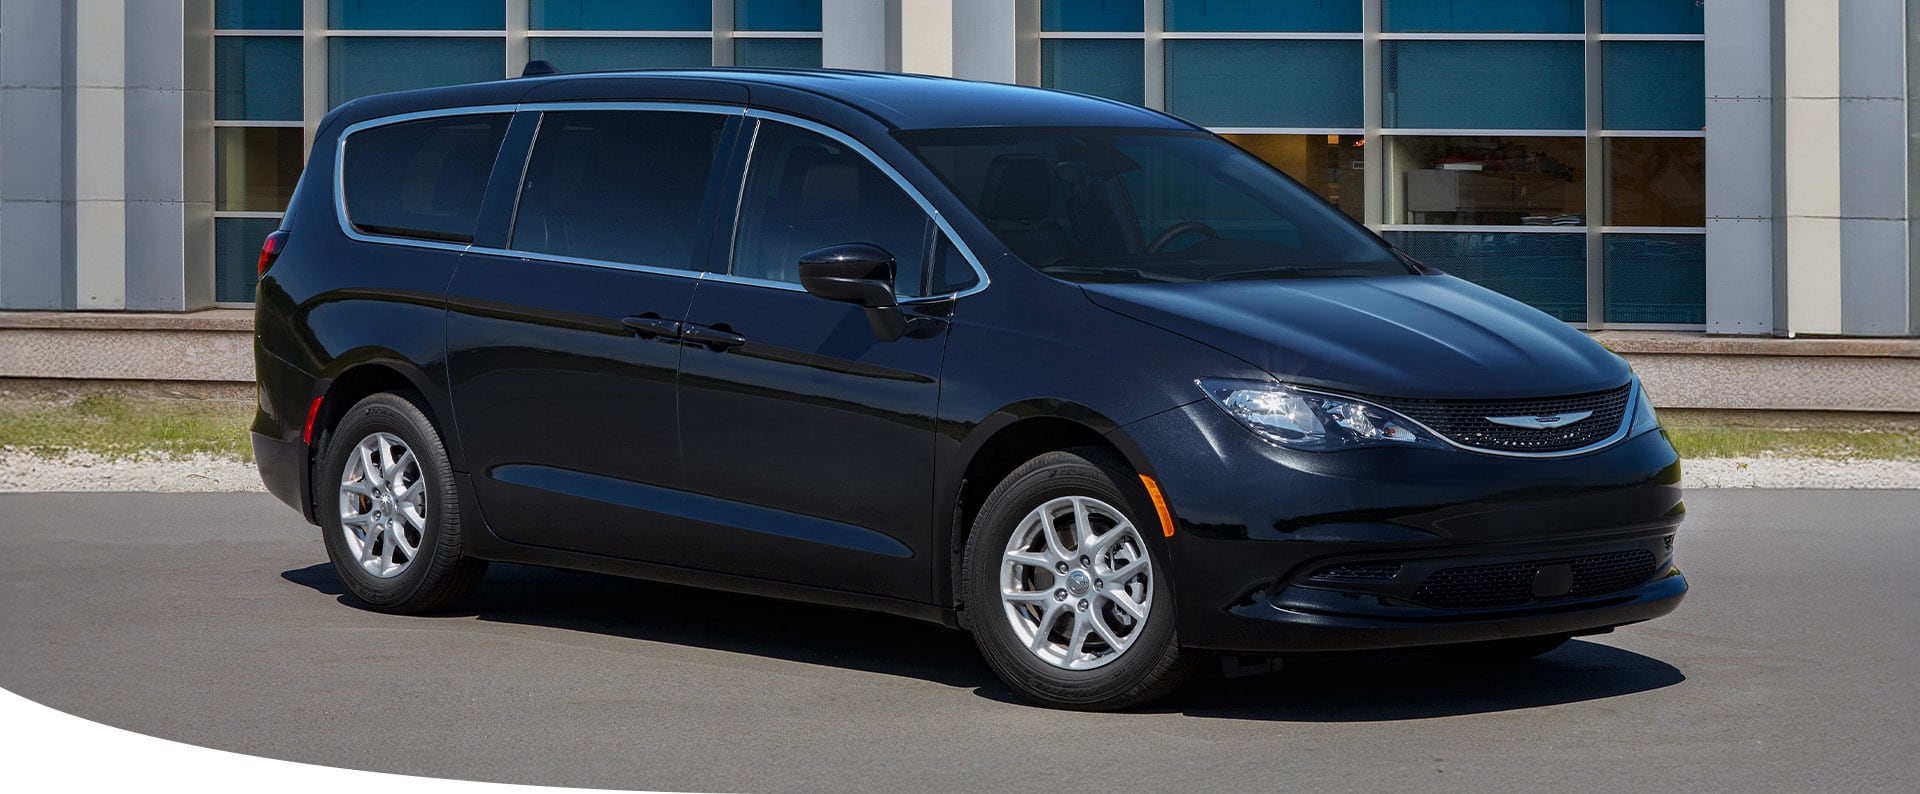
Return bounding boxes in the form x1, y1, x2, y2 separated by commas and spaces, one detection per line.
1138, 474, 1176, 538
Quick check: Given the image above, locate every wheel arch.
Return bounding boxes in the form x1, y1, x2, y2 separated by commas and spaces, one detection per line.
937, 400, 1163, 613
304, 354, 457, 521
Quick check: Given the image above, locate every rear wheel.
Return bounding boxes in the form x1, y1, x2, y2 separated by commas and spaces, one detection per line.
963, 448, 1197, 710
318, 392, 486, 613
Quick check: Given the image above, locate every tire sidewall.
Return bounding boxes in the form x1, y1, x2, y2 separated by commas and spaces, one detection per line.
964, 450, 1184, 707
318, 393, 458, 609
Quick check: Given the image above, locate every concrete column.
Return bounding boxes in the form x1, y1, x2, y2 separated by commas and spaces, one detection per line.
824, 0, 888, 71
1704, 0, 1775, 334
1778, 0, 1845, 335
0, 0, 74, 309
889, 0, 953, 76
952, 0, 1016, 83
73, 0, 129, 310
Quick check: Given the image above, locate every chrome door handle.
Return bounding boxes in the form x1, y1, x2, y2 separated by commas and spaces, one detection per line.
680, 324, 747, 351
621, 315, 682, 340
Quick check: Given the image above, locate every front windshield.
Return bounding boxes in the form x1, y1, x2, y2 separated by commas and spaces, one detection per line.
898, 127, 1411, 283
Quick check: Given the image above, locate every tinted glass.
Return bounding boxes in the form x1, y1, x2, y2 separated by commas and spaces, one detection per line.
1604, 234, 1705, 323
1042, 0, 1145, 31
510, 111, 728, 269
1222, 134, 1365, 223
731, 121, 931, 292
327, 37, 502, 108
215, 36, 301, 120
1383, 0, 1582, 33
902, 128, 1405, 283
736, 0, 822, 31
1386, 135, 1586, 225
735, 38, 823, 68
1166, 40, 1361, 128
1606, 137, 1705, 226
1041, 39, 1145, 106
1603, 41, 1705, 130
526, 37, 710, 71
216, 217, 282, 302
1166, 0, 1360, 32
530, 0, 710, 30
342, 114, 510, 242
328, 0, 503, 30
216, 0, 300, 29
1386, 231, 1586, 322
1603, 0, 1703, 34
216, 127, 304, 211
1385, 41, 1584, 129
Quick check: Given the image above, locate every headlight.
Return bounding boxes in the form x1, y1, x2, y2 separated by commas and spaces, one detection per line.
1198, 379, 1442, 452
1629, 375, 1660, 436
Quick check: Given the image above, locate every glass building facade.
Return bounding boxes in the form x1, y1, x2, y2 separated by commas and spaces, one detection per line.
210, 0, 824, 302
1041, 0, 1705, 327
210, 0, 1701, 328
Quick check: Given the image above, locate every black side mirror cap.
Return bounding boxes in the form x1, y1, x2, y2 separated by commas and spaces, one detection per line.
798, 243, 906, 341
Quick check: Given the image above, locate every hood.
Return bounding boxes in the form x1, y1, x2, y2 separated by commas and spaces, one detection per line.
1080, 274, 1629, 399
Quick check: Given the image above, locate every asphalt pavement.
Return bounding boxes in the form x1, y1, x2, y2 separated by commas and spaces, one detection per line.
2, 490, 1916, 791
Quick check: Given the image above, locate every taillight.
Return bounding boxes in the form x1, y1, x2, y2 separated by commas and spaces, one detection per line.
257, 230, 290, 277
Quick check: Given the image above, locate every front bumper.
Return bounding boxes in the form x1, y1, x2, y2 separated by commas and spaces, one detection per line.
1121, 401, 1688, 653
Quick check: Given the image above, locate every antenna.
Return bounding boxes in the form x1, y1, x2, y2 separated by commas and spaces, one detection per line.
521, 60, 558, 78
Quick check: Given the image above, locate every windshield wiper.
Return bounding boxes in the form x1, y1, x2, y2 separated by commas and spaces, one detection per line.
1038, 264, 1191, 283
1203, 266, 1308, 282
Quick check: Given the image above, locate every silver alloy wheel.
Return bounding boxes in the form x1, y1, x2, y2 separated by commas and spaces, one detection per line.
337, 431, 427, 579
999, 495, 1154, 670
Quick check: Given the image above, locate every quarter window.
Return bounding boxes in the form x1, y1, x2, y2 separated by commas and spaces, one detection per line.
341, 114, 510, 243
730, 121, 940, 295
510, 110, 730, 269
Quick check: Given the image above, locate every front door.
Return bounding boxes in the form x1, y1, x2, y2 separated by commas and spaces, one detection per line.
673, 119, 969, 600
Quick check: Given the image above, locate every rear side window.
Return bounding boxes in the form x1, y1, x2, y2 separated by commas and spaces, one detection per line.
509, 110, 729, 269
342, 114, 510, 243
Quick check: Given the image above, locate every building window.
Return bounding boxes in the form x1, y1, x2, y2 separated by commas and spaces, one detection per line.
1386, 136, 1586, 226
1383, 41, 1585, 130
527, 37, 712, 71
1219, 134, 1366, 223
1387, 231, 1589, 322
1166, 40, 1362, 129
212, 0, 303, 304
529, 0, 711, 31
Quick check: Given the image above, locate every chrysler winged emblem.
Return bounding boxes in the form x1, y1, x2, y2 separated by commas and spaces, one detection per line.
1486, 411, 1593, 430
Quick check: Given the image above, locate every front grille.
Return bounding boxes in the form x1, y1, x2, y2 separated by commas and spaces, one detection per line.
1310, 562, 1404, 581
1370, 384, 1632, 454
1411, 549, 1657, 609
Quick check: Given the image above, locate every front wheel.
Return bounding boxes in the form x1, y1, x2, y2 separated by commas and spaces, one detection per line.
318, 392, 487, 614
962, 448, 1197, 710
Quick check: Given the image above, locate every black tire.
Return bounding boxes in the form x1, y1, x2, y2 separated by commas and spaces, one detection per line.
317, 391, 487, 614
962, 447, 1198, 710
1435, 633, 1571, 664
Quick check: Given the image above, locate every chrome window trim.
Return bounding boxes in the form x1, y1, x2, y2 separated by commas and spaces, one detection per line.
332, 104, 522, 253
1289, 383, 1638, 459
331, 100, 993, 302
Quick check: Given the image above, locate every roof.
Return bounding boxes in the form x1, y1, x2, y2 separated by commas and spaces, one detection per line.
333, 68, 1196, 132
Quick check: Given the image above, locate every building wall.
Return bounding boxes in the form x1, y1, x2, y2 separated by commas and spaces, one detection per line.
0, 0, 1913, 338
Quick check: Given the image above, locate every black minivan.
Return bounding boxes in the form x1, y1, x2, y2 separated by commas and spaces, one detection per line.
252, 69, 1686, 710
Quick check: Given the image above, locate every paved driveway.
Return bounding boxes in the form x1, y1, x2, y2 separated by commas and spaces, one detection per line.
2, 490, 1916, 791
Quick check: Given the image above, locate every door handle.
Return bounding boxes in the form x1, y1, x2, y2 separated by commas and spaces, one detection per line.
621, 315, 682, 340
680, 323, 747, 351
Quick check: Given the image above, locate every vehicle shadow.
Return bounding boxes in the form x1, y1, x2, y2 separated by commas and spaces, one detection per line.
281, 562, 1685, 721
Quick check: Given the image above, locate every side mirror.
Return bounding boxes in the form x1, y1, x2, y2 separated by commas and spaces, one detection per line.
798, 243, 906, 341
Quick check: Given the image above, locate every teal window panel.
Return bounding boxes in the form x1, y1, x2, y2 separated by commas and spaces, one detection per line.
327, 37, 503, 108
216, 0, 300, 29
1603, 41, 1705, 130
1042, 0, 1145, 32
1384, 231, 1587, 322
1165, 0, 1360, 32
1166, 40, 1362, 128
215, 36, 301, 120
736, 0, 823, 31
530, 0, 711, 31
1385, 41, 1584, 129
1383, 0, 1582, 33
527, 37, 711, 72
215, 217, 282, 303
734, 38, 823, 68
329, 0, 502, 30
1604, 234, 1704, 323
1041, 39, 1145, 106
1603, 0, 1704, 34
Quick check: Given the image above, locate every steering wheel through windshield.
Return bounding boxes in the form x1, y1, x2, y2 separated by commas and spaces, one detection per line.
1145, 221, 1220, 253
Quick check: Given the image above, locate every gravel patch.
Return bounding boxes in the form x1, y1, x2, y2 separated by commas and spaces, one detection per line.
4, 449, 1918, 493
0, 450, 266, 493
